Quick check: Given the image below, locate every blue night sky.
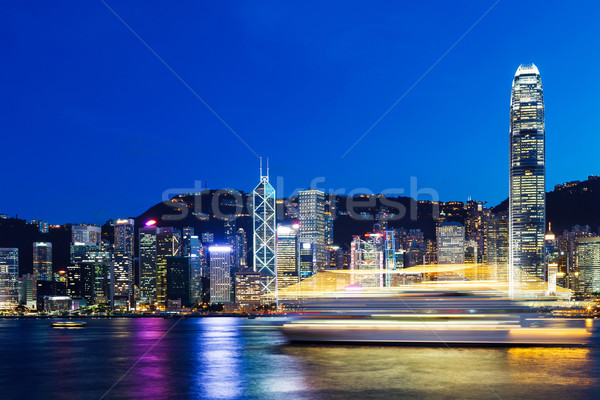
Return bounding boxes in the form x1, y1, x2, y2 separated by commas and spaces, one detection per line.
1, 1, 599, 224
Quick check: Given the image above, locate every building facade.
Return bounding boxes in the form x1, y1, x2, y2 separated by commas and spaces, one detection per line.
437, 222, 465, 265
209, 246, 232, 303
33, 242, 52, 282
252, 162, 276, 297
113, 219, 134, 305
0, 248, 19, 306
276, 225, 299, 290
576, 237, 600, 295
509, 63, 546, 284
299, 189, 327, 274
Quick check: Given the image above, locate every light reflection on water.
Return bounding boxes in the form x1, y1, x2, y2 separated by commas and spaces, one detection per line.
0, 318, 598, 400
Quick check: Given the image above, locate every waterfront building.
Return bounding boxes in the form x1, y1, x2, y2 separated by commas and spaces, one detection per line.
437, 222, 465, 265
18, 273, 36, 309
156, 228, 181, 310
253, 160, 276, 296
509, 63, 546, 286
234, 270, 261, 309
575, 237, 600, 295
276, 225, 299, 291
139, 226, 159, 304
166, 256, 191, 307
299, 189, 327, 273
209, 245, 232, 303
0, 248, 19, 307
68, 245, 111, 305
113, 219, 134, 306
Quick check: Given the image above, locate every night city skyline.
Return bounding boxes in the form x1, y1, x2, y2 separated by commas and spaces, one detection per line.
1, 1, 600, 224
3, 3, 600, 400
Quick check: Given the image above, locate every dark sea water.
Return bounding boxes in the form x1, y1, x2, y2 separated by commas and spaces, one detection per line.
1, 317, 599, 400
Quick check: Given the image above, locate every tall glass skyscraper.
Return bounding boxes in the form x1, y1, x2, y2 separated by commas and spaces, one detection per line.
509, 63, 546, 286
298, 189, 326, 273
0, 248, 19, 306
33, 242, 52, 282
113, 219, 134, 305
209, 245, 232, 303
253, 159, 276, 297
276, 225, 299, 291
139, 226, 159, 304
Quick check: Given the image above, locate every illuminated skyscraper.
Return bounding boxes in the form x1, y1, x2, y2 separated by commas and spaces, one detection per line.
437, 222, 465, 265
189, 235, 202, 304
139, 226, 159, 304
487, 214, 509, 281
209, 245, 232, 303
575, 237, 600, 295
253, 159, 276, 297
236, 228, 248, 268
156, 227, 181, 310
113, 219, 134, 306
234, 271, 261, 309
33, 242, 52, 282
509, 63, 546, 286
299, 189, 326, 273
276, 225, 299, 290
0, 248, 19, 306
182, 227, 195, 256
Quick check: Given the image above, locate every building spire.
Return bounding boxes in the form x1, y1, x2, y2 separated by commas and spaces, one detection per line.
259, 156, 263, 178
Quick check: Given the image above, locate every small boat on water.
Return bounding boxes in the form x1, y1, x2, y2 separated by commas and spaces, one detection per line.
51, 320, 87, 328
281, 291, 594, 346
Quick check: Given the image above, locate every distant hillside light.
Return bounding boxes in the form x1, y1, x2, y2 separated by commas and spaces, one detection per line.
145, 219, 157, 226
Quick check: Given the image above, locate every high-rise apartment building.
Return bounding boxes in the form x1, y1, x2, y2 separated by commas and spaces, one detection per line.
509, 63, 546, 285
